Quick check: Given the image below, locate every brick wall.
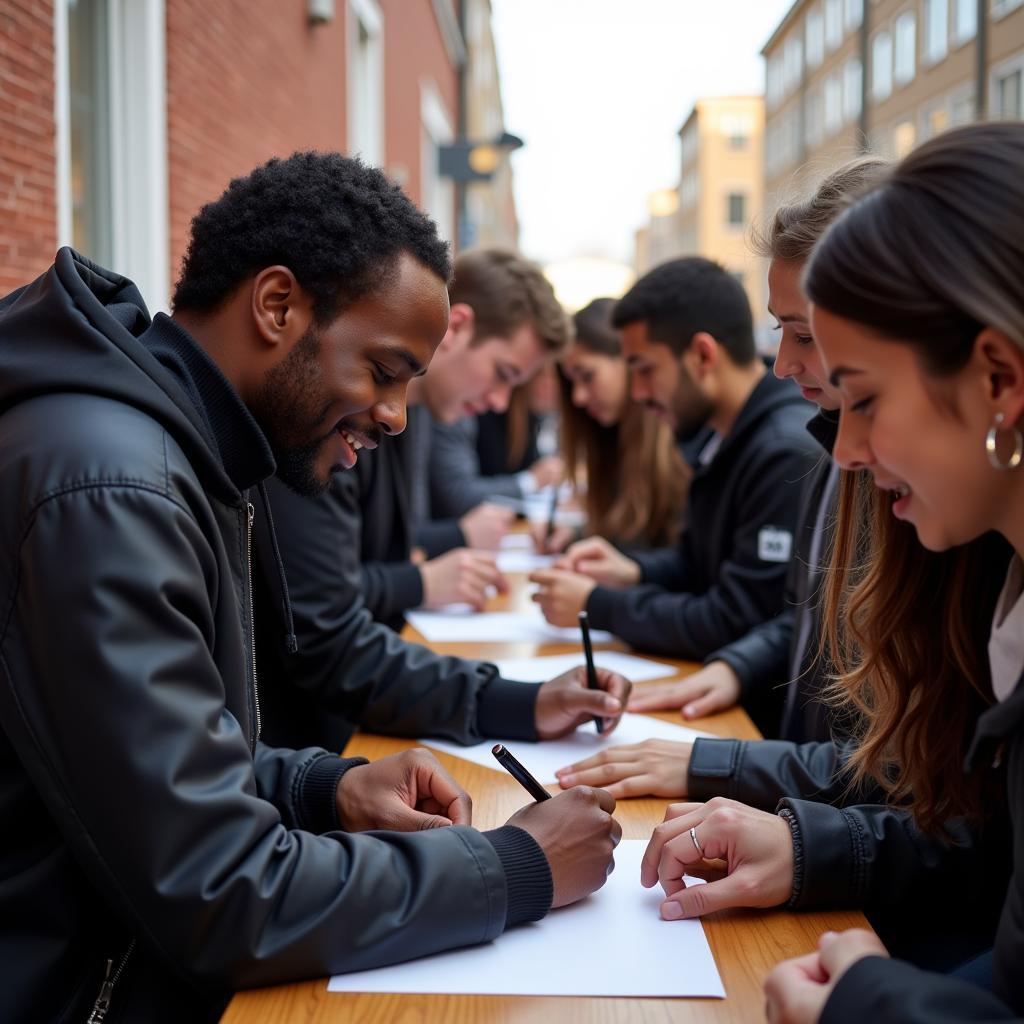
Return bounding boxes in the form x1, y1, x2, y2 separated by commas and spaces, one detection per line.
166, 0, 347, 289
0, 1, 57, 293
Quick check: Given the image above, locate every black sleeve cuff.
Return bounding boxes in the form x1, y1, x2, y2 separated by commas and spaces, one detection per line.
415, 519, 465, 558
483, 824, 553, 928
584, 585, 617, 630
778, 806, 804, 907
295, 754, 368, 834
476, 677, 541, 741
687, 737, 744, 801
392, 561, 424, 610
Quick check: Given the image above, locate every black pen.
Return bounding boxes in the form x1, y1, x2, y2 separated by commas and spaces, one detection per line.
543, 487, 558, 549
491, 743, 551, 802
578, 610, 604, 734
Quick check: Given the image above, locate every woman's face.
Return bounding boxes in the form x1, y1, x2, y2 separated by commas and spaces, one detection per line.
811, 305, 1018, 552
561, 344, 628, 427
768, 259, 841, 411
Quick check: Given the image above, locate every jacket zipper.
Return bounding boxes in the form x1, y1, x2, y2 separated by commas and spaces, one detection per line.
247, 501, 261, 745
86, 940, 135, 1023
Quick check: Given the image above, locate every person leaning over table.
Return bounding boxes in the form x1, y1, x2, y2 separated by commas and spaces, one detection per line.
530, 257, 820, 733
0, 152, 622, 1024
564, 157, 1011, 973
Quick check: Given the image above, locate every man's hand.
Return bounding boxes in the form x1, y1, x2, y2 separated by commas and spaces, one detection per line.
420, 548, 508, 610
535, 666, 631, 739
529, 520, 576, 555
506, 786, 621, 907
641, 797, 794, 919
459, 502, 515, 550
555, 536, 641, 588
529, 568, 596, 626
527, 455, 565, 490
628, 661, 741, 720
335, 749, 472, 832
764, 930, 889, 1024
555, 738, 692, 799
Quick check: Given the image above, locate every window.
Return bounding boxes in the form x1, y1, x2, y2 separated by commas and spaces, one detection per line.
894, 11, 916, 85
805, 88, 824, 148
844, 0, 863, 31
894, 119, 917, 157
992, 0, 1023, 19
420, 80, 455, 245
55, 0, 169, 307
997, 68, 1023, 119
767, 54, 784, 109
783, 35, 804, 92
871, 30, 893, 101
806, 5, 824, 69
953, 0, 976, 44
920, 100, 949, 139
951, 86, 975, 124
824, 73, 843, 134
347, 0, 384, 166
825, 0, 843, 50
843, 58, 863, 121
721, 113, 753, 149
923, 0, 948, 65
727, 192, 746, 226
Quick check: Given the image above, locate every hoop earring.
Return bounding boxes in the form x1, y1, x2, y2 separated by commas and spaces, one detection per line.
986, 412, 1024, 471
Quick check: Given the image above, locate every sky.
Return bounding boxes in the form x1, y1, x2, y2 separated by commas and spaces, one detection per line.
490, 0, 795, 268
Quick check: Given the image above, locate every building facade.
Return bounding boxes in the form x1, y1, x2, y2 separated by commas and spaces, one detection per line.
635, 95, 767, 338
763, 0, 1024, 207
1, 0, 515, 306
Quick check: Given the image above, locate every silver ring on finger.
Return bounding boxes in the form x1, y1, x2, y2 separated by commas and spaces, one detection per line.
689, 825, 704, 857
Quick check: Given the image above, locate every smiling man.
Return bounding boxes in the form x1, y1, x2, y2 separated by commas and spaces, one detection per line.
0, 154, 622, 1023
531, 257, 818, 727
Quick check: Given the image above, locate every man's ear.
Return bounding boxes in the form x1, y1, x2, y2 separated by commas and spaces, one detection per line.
439, 302, 475, 352
685, 331, 719, 379
976, 327, 1024, 427
251, 266, 314, 353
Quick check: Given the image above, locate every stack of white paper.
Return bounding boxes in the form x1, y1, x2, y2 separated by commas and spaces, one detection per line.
406, 606, 615, 645
495, 650, 678, 684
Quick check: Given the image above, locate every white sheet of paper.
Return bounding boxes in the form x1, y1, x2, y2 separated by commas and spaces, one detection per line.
421, 712, 709, 785
406, 606, 614, 645
499, 532, 534, 551
327, 840, 724, 999
495, 650, 679, 684
495, 550, 555, 573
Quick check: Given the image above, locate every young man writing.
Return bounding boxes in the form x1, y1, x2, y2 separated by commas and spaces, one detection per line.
0, 154, 620, 1023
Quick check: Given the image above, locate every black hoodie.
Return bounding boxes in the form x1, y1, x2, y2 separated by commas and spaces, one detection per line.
0, 251, 549, 1023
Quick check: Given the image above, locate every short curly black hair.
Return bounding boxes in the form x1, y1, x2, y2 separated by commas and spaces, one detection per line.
612, 256, 755, 365
172, 151, 451, 322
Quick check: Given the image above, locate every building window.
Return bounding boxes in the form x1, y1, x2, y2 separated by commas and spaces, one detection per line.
721, 113, 752, 149
923, 0, 948, 65
56, 0, 168, 306
951, 85, 976, 123
894, 119, 917, 157
806, 5, 825, 69
420, 80, 455, 245
825, 0, 843, 50
783, 35, 804, 93
824, 73, 843, 134
953, 0, 977, 44
920, 100, 949, 139
872, 30, 893, 101
726, 192, 746, 227
894, 11, 917, 86
767, 54, 784, 109
992, 0, 1024, 19
843, 58, 863, 121
347, 0, 384, 166
805, 88, 824, 148
996, 68, 1023, 119
844, 0, 863, 31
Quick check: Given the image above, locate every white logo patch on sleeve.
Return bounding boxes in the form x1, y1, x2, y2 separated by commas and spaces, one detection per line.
758, 526, 793, 563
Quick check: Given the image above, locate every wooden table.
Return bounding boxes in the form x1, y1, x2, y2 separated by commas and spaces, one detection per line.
223, 575, 865, 1023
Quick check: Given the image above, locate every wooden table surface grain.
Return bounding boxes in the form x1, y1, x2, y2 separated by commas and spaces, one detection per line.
222, 575, 867, 1023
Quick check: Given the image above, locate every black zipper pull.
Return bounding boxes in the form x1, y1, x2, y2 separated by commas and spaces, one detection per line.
86, 958, 114, 1023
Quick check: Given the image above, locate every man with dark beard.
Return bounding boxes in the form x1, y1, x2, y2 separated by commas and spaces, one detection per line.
530, 257, 818, 730
0, 152, 620, 1024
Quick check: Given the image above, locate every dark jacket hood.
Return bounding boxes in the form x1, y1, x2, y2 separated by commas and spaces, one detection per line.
0, 248, 239, 501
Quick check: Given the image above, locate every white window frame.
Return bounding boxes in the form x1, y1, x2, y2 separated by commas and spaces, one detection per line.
922, 0, 949, 66
54, 0, 169, 309
806, 5, 825, 70
894, 10, 917, 87
844, 0, 863, 32
992, 0, 1024, 20
871, 29, 893, 101
991, 52, 1024, 119
420, 78, 455, 247
824, 72, 843, 135
824, 0, 843, 51
347, 0, 385, 167
843, 58, 863, 122
952, 0, 977, 46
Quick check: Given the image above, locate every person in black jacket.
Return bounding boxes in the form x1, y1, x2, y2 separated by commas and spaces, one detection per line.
761, 121, 1024, 1024
0, 153, 621, 1024
530, 258, 818, 725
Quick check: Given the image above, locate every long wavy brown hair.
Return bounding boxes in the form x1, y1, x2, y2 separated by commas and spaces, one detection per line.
807, 123, 1024, 832
560, 299, 688, 547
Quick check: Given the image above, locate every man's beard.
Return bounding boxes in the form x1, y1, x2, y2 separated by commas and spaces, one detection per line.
253, 326, 335, 497
671, 366, 714, 443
